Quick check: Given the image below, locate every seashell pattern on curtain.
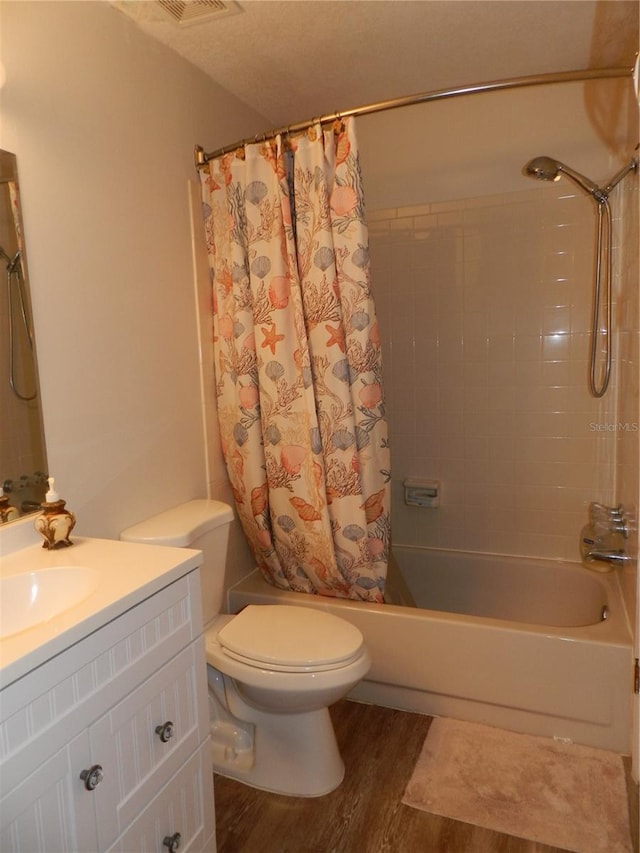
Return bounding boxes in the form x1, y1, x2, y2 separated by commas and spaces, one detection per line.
200, 117, 390, 601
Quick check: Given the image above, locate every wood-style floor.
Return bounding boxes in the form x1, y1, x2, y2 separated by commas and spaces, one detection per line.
214, 700, 639, 853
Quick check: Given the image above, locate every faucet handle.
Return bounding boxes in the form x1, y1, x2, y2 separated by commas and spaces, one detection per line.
588, 503, 629, 537
589, 502, 623, 521
610, 519, 629, 538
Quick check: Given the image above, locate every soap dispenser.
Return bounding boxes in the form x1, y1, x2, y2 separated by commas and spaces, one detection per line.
0, 487, 19, 524
34, 477, 76, 549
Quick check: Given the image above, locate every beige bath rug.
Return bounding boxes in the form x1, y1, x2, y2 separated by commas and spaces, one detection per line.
402, 717, 632, 853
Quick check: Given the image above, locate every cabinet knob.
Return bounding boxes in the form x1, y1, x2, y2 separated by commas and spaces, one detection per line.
155, 721, 175, 743
79, 764, 104, 791
162, 832, 182, 852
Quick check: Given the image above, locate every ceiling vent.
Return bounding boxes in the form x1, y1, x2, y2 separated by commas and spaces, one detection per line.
155, 0, 241, 26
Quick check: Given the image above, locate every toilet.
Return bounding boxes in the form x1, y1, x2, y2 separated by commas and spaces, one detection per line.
121, 499, 371, 797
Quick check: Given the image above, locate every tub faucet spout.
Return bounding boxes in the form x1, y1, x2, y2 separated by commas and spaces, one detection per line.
584, 549, 633, 568
580, 516, 633, 570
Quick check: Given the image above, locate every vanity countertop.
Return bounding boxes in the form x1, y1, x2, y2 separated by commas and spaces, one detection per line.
0, 536, 202, 689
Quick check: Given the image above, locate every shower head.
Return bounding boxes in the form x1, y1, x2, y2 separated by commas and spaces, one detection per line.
524, 156, 562, 182
524, 156, 604, 201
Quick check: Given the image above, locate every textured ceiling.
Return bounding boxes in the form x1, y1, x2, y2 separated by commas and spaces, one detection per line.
113, 0, 639, 128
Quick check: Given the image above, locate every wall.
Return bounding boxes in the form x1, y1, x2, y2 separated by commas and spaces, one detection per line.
357, 78, 638, 607
367, 181, 639, 559
0, 1, 268, 539
358, 79, 637, 209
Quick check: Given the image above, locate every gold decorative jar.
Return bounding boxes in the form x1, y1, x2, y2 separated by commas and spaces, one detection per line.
34, 477, 76, 549
0, 488, 19, 524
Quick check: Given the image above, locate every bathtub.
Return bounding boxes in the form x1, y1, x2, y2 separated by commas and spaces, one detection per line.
228, 546, 633, 753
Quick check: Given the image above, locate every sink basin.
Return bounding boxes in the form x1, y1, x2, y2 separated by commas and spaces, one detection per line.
0, 567, 100, 639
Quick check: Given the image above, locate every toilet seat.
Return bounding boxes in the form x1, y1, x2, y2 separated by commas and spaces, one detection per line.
216, 604, 365, 673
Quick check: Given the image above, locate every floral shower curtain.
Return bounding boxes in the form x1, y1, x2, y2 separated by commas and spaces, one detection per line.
200, 118, 390, 602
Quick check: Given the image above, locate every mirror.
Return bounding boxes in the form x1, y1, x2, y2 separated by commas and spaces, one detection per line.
0, 149, 48, 521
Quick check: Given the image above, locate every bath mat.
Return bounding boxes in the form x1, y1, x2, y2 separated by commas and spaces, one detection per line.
402, 718, 632, 853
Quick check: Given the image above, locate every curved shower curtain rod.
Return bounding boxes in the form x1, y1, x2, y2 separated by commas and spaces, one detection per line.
194, 66, 633, 169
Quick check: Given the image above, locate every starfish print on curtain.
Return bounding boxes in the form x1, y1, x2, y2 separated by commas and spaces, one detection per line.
200, 117, 390, 602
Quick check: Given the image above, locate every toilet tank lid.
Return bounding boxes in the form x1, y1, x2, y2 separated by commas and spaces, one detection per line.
120, 499, 234, 547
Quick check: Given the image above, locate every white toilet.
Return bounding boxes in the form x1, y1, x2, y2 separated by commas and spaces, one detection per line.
121, 499, 371, 797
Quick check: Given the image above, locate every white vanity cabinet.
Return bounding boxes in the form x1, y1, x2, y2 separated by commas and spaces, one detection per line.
0, 569, 215, 853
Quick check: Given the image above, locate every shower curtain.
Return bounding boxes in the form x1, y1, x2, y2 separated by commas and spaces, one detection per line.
200, 118, 390, 601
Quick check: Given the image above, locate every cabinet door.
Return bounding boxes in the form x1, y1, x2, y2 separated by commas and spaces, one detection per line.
0, 574, 195, 797
91, 641, 209, 849
0, 732, 98, 853
107, 741, 215, 853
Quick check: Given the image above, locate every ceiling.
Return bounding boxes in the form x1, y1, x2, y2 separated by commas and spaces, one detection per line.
113, 0, 639, 129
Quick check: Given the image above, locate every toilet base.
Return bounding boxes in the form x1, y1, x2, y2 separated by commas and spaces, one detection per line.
211, 705, 345, 797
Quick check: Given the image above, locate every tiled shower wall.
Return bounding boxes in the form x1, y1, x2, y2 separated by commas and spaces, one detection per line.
369, 181, 635, 562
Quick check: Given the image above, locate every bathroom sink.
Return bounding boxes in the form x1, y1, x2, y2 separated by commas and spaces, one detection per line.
0, 567, 100, 640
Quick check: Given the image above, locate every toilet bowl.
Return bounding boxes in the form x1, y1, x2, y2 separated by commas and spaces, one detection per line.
205, 605, 370, 795
121, 500, 371, 797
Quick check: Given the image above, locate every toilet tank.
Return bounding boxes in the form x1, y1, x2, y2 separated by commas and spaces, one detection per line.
121, 499, 234, 626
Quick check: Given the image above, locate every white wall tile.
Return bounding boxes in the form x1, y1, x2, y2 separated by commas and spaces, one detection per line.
371, 180, 637, 561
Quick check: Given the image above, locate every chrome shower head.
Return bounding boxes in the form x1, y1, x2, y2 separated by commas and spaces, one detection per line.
524, 156, 562, 182
524, 156, 604, 201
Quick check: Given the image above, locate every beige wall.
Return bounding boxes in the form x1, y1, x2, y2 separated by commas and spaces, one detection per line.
0, 1, 267, 539
358, 79, 638, 209
359, 78, 638, 618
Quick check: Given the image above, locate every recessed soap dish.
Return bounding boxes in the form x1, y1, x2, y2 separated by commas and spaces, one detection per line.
404, 478, 440, 508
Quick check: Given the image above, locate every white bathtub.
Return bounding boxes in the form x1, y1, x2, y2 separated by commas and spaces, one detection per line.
228, 546, 633, 753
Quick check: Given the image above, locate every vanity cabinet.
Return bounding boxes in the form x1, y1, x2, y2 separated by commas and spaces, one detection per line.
0, 570, 215, 852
